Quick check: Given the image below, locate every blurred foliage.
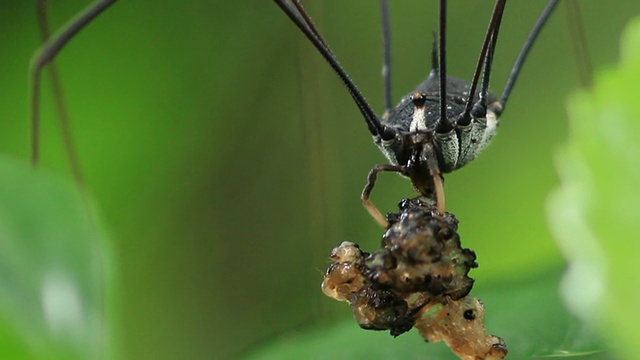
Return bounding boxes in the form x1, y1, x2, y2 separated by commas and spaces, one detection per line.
0, 156, 115, 359
548, 16, 640, 360
0, 1, 639, 359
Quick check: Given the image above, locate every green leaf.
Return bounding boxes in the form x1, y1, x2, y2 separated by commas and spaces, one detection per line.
243, 270, 609, 360
547, 16, 640, 360
0, 156, 116, 359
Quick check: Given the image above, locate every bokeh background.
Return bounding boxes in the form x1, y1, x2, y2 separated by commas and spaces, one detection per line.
0, 0, 639, 359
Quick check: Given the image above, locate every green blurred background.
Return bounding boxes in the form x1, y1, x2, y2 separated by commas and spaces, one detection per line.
0, 1, 639, 359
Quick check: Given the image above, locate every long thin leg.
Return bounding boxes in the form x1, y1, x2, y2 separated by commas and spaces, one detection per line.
275, 0, 388, 138
35, 0, 84, 186
564, 0, 592, 89
436, 0, 449, 133
362, 164, 407, 228
478, 2, 506, 113
380, 0, 392, 115
499, 0, 559, 113
458, 0, 506, 124
30, 0, 119, 167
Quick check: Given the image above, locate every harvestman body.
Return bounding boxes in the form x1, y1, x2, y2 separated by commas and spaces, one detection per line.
275, 0, 559, 228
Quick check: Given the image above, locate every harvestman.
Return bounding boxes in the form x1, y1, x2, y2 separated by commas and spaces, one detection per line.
274, 0, 560, 228
30, 0, 563, 229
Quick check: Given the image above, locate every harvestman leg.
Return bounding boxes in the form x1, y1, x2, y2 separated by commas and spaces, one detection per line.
380, 0, 392, 116
362, 164, 407, 229
564, 0, 592, 89
498, 0, 559, 111
30, 0, 119, 184
359, 0, 398, 229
